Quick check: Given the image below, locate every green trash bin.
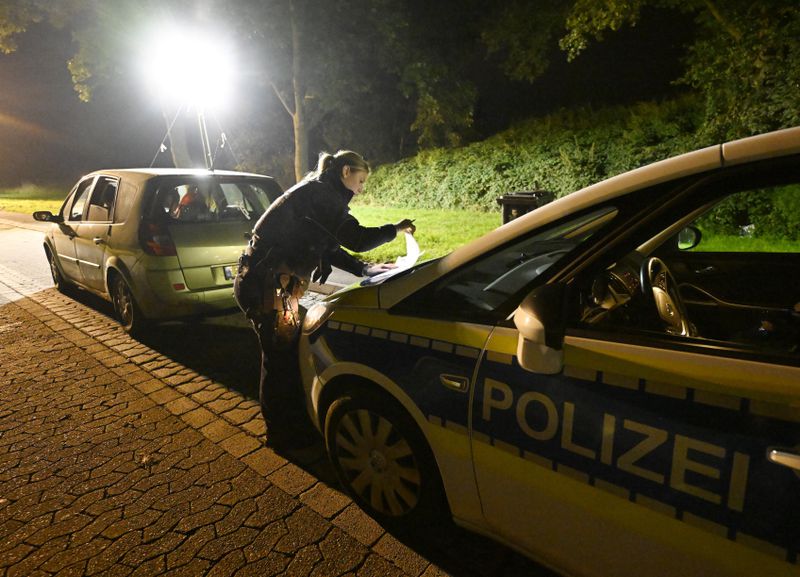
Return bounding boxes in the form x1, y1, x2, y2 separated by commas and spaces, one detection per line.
496, 190, 555, 223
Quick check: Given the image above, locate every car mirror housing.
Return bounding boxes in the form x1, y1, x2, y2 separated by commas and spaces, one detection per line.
32, 210, 63, 224
513, 284, 565, 374
677, 225, 702, 250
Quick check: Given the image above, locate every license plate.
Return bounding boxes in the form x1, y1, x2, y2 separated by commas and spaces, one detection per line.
223, 265, 236, 280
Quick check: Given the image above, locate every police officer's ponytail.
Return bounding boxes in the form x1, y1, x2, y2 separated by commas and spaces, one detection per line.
307, 150, 370, 181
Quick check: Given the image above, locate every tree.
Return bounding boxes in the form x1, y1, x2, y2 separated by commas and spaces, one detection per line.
481, 0, 800, 140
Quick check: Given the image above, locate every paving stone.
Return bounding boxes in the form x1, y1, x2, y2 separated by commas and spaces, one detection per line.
148, 387, 183, 405
241, 417, 268, 437
267, 465, 317, 497
181, 406, 217, 430
300, 483, 350, 519
373, 533, 430, 577
219, 432, 262, 459
358, 553, 409, 577
204, 549, 246, 577
165, 397, 199, 416
221, 405, 261, 426
200, 420, 241, 444
311, 527, 368, 576
332, 504, 385, 547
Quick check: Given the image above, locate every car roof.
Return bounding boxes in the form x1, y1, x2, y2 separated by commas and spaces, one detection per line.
83, 168, 274, 184
379, 125, 800, 308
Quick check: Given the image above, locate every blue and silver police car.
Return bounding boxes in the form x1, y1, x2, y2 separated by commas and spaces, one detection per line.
299, 127, 800, 577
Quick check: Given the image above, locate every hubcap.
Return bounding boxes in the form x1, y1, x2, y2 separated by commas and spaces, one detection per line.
49, 257, 60, 286
334, 409, 421, 517
114, 281, 133, 325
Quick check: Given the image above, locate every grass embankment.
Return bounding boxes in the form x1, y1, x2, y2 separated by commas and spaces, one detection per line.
0, 185, 65, 215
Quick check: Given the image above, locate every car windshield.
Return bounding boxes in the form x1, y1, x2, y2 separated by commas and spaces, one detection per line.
396, 206, 618, 320
150, 177, 280, 223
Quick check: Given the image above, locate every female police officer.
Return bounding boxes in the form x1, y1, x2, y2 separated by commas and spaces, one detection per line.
234, 150, 415, 444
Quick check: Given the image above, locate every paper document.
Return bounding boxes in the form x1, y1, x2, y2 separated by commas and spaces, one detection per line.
366, 233, 421, 284
395, 232, 420, 269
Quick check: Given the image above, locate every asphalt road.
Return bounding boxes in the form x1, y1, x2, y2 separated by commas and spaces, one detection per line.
0, 212, 550, 576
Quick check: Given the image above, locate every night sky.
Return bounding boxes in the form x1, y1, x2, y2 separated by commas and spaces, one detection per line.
0, 9, 692, 188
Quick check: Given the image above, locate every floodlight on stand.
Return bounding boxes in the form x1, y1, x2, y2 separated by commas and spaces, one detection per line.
140, 26, 235, 169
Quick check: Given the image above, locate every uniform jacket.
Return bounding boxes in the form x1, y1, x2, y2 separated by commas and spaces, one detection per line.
247, 171, 397, 281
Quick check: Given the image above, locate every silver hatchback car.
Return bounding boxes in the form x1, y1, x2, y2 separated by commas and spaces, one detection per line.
33, 168, 282, 333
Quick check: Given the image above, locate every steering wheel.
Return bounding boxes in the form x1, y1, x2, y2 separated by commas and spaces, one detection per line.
640, 257, 696, 337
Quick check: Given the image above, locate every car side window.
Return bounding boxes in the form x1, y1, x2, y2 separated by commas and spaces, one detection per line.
690, 184, 800, 254
86, 177, 118, 222
68, 179, 94, 222
113, 181, 136, 223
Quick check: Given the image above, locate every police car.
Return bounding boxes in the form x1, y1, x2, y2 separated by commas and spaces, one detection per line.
299, 127, 800, 577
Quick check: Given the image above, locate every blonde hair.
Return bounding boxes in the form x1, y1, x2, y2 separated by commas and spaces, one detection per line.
307, 150, 370, 180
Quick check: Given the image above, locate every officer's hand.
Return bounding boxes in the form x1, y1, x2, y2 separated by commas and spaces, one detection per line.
363, 263, 397, 277
312, 261, 332, 284
394, 219, 416, 235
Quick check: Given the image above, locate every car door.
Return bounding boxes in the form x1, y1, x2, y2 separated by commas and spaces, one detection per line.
53, 177, 95, 285
74, 175, 118, 292
470, 163, 800, 577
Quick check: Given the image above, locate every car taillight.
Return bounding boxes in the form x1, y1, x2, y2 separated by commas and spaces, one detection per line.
140, 222, 177, 256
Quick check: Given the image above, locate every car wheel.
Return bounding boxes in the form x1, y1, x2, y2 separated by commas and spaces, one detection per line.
111, 275, 147, 334
324, 390, 447, 528
45, 249, 71, 294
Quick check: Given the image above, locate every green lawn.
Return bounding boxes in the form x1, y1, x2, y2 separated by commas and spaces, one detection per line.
0, 185, 66, 215
692, 233, 800, 253
348, 205, 499, 263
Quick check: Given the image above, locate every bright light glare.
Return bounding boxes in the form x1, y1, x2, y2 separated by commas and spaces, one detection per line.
141, 26, 234, 110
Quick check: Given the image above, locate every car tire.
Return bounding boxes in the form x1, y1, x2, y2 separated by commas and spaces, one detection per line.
111, 274, 147, 335
45, 248, 72, 294
324, 389, 447, 529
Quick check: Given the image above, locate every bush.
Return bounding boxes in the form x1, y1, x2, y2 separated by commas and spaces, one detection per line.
360, 95, 706, 212
694, 185, 800, 241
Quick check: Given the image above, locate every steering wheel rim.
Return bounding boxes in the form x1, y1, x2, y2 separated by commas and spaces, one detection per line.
640, 257, 695, 337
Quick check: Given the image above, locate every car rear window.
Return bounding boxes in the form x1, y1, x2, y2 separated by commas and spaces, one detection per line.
147, 176, 282, 224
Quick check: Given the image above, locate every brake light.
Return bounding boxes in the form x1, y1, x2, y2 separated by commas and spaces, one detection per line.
140, 222, 177, 256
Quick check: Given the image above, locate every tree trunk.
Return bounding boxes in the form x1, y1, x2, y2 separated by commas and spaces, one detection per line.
290, 0, 308, 183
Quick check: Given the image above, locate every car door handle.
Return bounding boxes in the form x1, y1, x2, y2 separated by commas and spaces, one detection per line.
767, 447, 800, 472
440, 374, 469, 392
693, 265, 716, 274
93, 237, 106, 245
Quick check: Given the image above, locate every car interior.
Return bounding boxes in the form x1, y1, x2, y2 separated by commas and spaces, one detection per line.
150, 179, 279, 224
577, 178, 800, 358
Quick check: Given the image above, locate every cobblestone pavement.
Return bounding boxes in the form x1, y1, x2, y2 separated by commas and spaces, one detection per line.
0, 264, 544, 575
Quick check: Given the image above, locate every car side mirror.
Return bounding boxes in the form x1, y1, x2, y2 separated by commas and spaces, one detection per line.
513, 284, 565, 374
677, 225, 701, 250
32, 210, 63, 224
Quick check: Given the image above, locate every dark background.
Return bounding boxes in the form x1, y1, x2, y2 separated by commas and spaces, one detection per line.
0, 10, 692, 188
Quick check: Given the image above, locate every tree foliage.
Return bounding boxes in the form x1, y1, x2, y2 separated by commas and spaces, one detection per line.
484, 0, 800, 140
